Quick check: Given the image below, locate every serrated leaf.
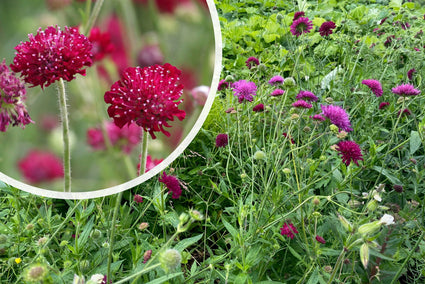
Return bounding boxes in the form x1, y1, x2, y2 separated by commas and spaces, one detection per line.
410, 131, 421, 155
174, 234, 203, 252
77, 216, 94, 251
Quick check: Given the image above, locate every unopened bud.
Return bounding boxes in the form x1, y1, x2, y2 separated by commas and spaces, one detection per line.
160, 249, 182, 272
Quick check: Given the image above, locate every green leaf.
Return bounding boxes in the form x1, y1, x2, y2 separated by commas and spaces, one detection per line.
372, 166, 401, 185
146, 272, 183, 284
288, 245, 304, 262
174, 234, 203, 252
77, 216, 94, 250
410, 131, 421, 155
389, 0, 402, 8
222, 217, 239, 240
307, 266, 319, 284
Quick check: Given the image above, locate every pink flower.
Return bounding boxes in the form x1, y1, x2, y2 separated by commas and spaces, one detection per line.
315, 235, 326, 244
232, 80, 257, 103
407, 69, 416, 81
0, 60, 33, 132
319, 21, 336, 37
18, 150, 64, 184
293, 11, 305, 21
215, 133, 229, 148
379, 102, 390, 109
87, 121, 141, 154
190, 85, 209, 106
134, 194, 143, 203
137, 155, 163, 175
391, 84, 421, 96
311, 114, 326, 121
10, 26, 93, 89
218, 79, 230, 91
336, 140, 363, 166
283, 132, 295, 144
268, 75, 284, 86
280, 222, 299, 239
292, 99, 312, 109
290, 17, 313, 37
104, 63, 186, 139
321, 105, 353, 132
398, 108, 411, 117
253, 103, 265, 112
270, 89, 285, 97
88, 27, 115, 62
245, 57, 260, 69
362, 79, 383, 97
159, 172, 182, 199
296, 90, 318, 102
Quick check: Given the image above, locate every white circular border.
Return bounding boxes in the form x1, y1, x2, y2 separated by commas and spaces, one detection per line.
0, 0, 222, 199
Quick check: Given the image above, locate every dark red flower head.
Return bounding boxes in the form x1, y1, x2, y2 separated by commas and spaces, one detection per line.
159, 172, 182, 199
10, 26, 93, 89
336, 140, 363, 166
18, 150, 64, 184
89, 27, 115, 62
319, 21, 336, 37
215, 133, 229, 147
104, 63, 186, 139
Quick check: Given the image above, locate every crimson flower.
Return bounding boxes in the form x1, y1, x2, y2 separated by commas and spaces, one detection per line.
104, 63, 186, 139
270, 89, 285, 97
137, 44, 164, 68
315, 235, 326, 244
88, 27, 115, 62
245, 57, 260, 69
218, 79, 230, 91
292, 99, 312, 109
268, 75, 284, 86
159, 172, 182, 199
280, 222, 298, 239
293, 11, 305, 21
319, 21, 336, 37
18, 150, 64, 184
215, 133, 229, 148
232, 80, 257, 103
137, 155, 163, 175
290, 17, 313, 37
253, 103, 265, 112
10, 26, 93, 89
336, 140, 363, 166
407, 69, 416, 81
379, 102, 390, 109
134, 194, 143, 203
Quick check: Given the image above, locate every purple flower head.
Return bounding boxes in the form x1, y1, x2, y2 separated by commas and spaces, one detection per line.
0, 60, 33, 132
361, 79, 383, 97
159, 172, 182, 199
245, 57, 259, 69
270, 89, 285, 97
407, 69, 416, 81
253, 103, 265, 112
296, 90, 318, 102
315, 235, 326, 244
268, 75, 284, 86
380, 17, 388, 25
321, 104, 353, 132
280, 222, 299, 239
379, 102, 390, 109
215, 133, 229, 148
293, 11, 305, 21
391, 84, 421, 96
232, 80, 257, 103
311, 114, 326, 121
290, 17, 313, 37
398, 108, 411, 117
292, 99, 312, 109
218, 79, 230, 91
319, 21, 336, 37
336, 140, 363, 166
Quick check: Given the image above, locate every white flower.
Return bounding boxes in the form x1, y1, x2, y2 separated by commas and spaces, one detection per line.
87, 274, 104, 284
379, 214, 395, 225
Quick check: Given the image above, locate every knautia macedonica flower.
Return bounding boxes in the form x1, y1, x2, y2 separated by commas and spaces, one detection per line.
321, 104, 353, 132
311, 114, 325, 121
232, 80, 257, 103
104, 63, 185, 139
134, 194, 143, 203
292, 99, 312, 109
270, 89, 285, 97
24, 263, 48, 283
268, 75, 284, 86
88, 27, 115, 62
315, 235, 326, 244
319, 21, 336, 36
215, 133, 229, 147
0, 60, 33, 132
379, 102, 390, 109
398, 108, 411, 117
87, 121, 141, 154
253, 103, 265, 112
336, 140, 363, 166
293, 11, 305, 21
159, 172, 182, 199
296, 90, 318, 102
280, 222, 298, 239
290, 17, 313, 37
391, 83, 421, 96
407, 68, 416, 81
245, 56, 259, 69
362, 79, 383, 97
10, 26, 93, 89
217, 79, 230, 91
18, 150, 64, 184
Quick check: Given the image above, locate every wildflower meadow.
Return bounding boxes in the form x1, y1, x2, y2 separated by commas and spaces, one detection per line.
1, 0, 425, 283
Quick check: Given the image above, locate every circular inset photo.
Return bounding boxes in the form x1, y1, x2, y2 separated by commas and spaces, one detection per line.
0, 0, 221, 197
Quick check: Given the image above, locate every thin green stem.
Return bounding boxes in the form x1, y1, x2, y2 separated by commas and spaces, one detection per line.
139, 131, 149, 175
113, 263, 162, 284
56, 78, 71, 192
81, 0, 105, 35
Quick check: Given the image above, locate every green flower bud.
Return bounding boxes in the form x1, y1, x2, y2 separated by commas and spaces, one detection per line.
337, 214, 353, 232
358, 221, 381, 236
325, 97, 334, 104
59, 240, 68, 247
276, 13, 284, 23
303, 126, 311, 133
189, 210, 204, 221
37, 237, 48, 246
63, 260, 72, 269
329, 124, 339, 134
160, 249, 182, 272
283, 77, 296, 88
360, 243, 369, 268
24, 263, 48, 283
224, 75, 234, 82
254, 150, 266, 161
0, 234, 7, 244
290, 113, 300, 120
73, 275, 85, 284
282, 168, 291, 174
312, 197, 320, 206
366, 200, 378, 212
240, 173, 248, 179
26, 224, 34, 231
79, 259, 90, 273
90, 229, 102, 240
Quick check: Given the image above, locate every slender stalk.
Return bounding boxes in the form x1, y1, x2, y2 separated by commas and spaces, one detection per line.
81, 0, 105, 35
139, 131, 149, 175
107, 191, 123, 282
56, 78, 71, 192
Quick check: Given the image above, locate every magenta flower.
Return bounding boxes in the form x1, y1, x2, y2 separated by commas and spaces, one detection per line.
321, 105, 353, 132
218, 79, 230, 91
159, 172, 182, 199
280, 222, 299, 239
391, 84, 421, 96
137, 155, 163, 175
296, 90, 318, 102
380, 17, 388, 25
283, 133, 295, 144
134, 194, 143, 203
0, 60, 33, 132
315, 235, 326, 244
398, 108, 412, 117
292, 99, 312, 109
88, 27, 115, 62
293, 11, 305, 21
268, 75, 284, 86
407, 69, 416, 81
311, 114, 326, 121
379, 102, 390, 109
270, 89, 285, 97
87, 121, 141, 154
104, 63, 185, 139
253, 103, 265, 112
319, 21, 336, 37
245, 57, 260, 69
290, 17, 313, 37
10, 26, 93, 89
18, 150, 64, 184
232, 80, 257, 103
362, 79, 383, 97
215, 133, 229, 148
336, 140, 363, 166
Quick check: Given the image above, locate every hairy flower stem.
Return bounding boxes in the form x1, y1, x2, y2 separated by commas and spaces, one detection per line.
56, 79, 71, 192
327, 248, 346, 284
139, 131, 148, 175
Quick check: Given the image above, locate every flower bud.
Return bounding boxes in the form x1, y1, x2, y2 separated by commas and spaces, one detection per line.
189, 209, 204, 221
290, 113, 300, 120
337, 214, 353, 232
73, 274, 85, 284
138, 222, 149, 231
254, 150, 266, 161
325, 97, 334, 104
143, 249, 153, 264
358, 221, 381, 236
282, 168, 291, 174
79, 260, 90, 272
87, 274, 105, 284
312, 197, 320, 206
37, 237, 48, 246
360, 243, 369, 268
160, 249, 182, 272
329, 124, 339, 133
366, 200, 378, 212
283, 77, 296, 88
26, 224, 34, 231
24, 264, 48, 283
240, 173, 247, 179
224, 75, 234, 82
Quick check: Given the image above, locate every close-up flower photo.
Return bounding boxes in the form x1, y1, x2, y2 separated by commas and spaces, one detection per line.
1, 0, 425, 283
